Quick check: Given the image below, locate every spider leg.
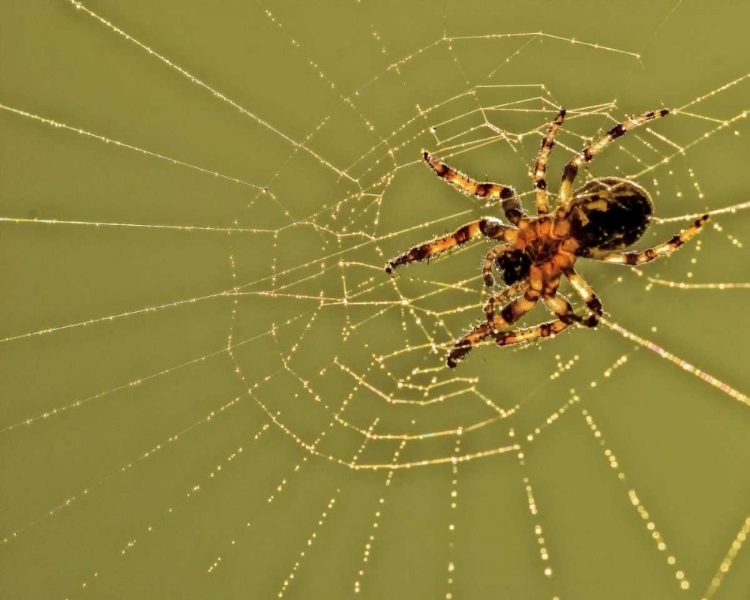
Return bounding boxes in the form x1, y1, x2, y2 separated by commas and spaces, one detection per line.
386, 217, 515, 273
533, 109, 566, 216
423, 151, 526, 225
543, 292, 599, 328
482, 244, 515, 288
589, 214, 709, 265
447, 268, 542, 367
558, 109, 669, 207
540, 264, 598, 327
562, 265, 603, 324
493, 318, 572, 348
483, 280, 526, 320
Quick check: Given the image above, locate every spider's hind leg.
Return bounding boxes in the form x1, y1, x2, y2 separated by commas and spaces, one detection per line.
493, 318, 572, 348
483, 280, 526, 320
558, 109, 669, 207
562, 265, 603, 324
533, 109, 566, 216
591, 214, 709, 265
544, 293, 599, 328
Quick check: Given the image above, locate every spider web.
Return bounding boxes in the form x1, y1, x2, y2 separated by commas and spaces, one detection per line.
2, 1, 750, 598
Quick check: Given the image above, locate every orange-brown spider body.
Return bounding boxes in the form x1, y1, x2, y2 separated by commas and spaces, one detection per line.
386, 109, 709, 367
496, 177, 653, 282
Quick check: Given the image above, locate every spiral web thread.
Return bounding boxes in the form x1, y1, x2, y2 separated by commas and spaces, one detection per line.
1, 1, 749, 598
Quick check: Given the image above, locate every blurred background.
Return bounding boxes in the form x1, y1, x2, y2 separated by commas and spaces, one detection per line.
2, 1, 749, 598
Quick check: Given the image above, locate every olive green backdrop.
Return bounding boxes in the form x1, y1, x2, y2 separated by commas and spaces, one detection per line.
2, 1, 749, 599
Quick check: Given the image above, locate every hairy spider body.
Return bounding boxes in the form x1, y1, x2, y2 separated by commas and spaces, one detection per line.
567, 177, 653, 255
385, 109, 709, 367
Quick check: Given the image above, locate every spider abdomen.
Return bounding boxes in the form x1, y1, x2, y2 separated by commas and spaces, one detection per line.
385, 109, 708, 368
568, 176, 653, 254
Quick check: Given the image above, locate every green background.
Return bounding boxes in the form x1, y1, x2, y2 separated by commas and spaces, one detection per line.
2, 1, 749, 599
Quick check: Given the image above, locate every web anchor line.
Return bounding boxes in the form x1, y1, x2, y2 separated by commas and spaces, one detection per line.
603, 318, 750, 408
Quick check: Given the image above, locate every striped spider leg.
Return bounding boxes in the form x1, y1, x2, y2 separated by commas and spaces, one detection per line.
385, 151, 527, 273
448, 262, 599, 367
386, 108, 710, 368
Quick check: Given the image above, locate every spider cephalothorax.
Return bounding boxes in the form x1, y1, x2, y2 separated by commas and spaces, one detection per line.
386, 109, 709, 367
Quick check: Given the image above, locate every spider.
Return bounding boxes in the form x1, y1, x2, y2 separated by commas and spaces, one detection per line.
385, 108, 709, 368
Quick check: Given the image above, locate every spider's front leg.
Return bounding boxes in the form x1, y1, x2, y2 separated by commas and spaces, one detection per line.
447, 269, 542, 367
482, 241, 538, 289
562, 265, 603, 324
385, 217, 514, 273
491, 292, 590, 349
423, 152, 526, 225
